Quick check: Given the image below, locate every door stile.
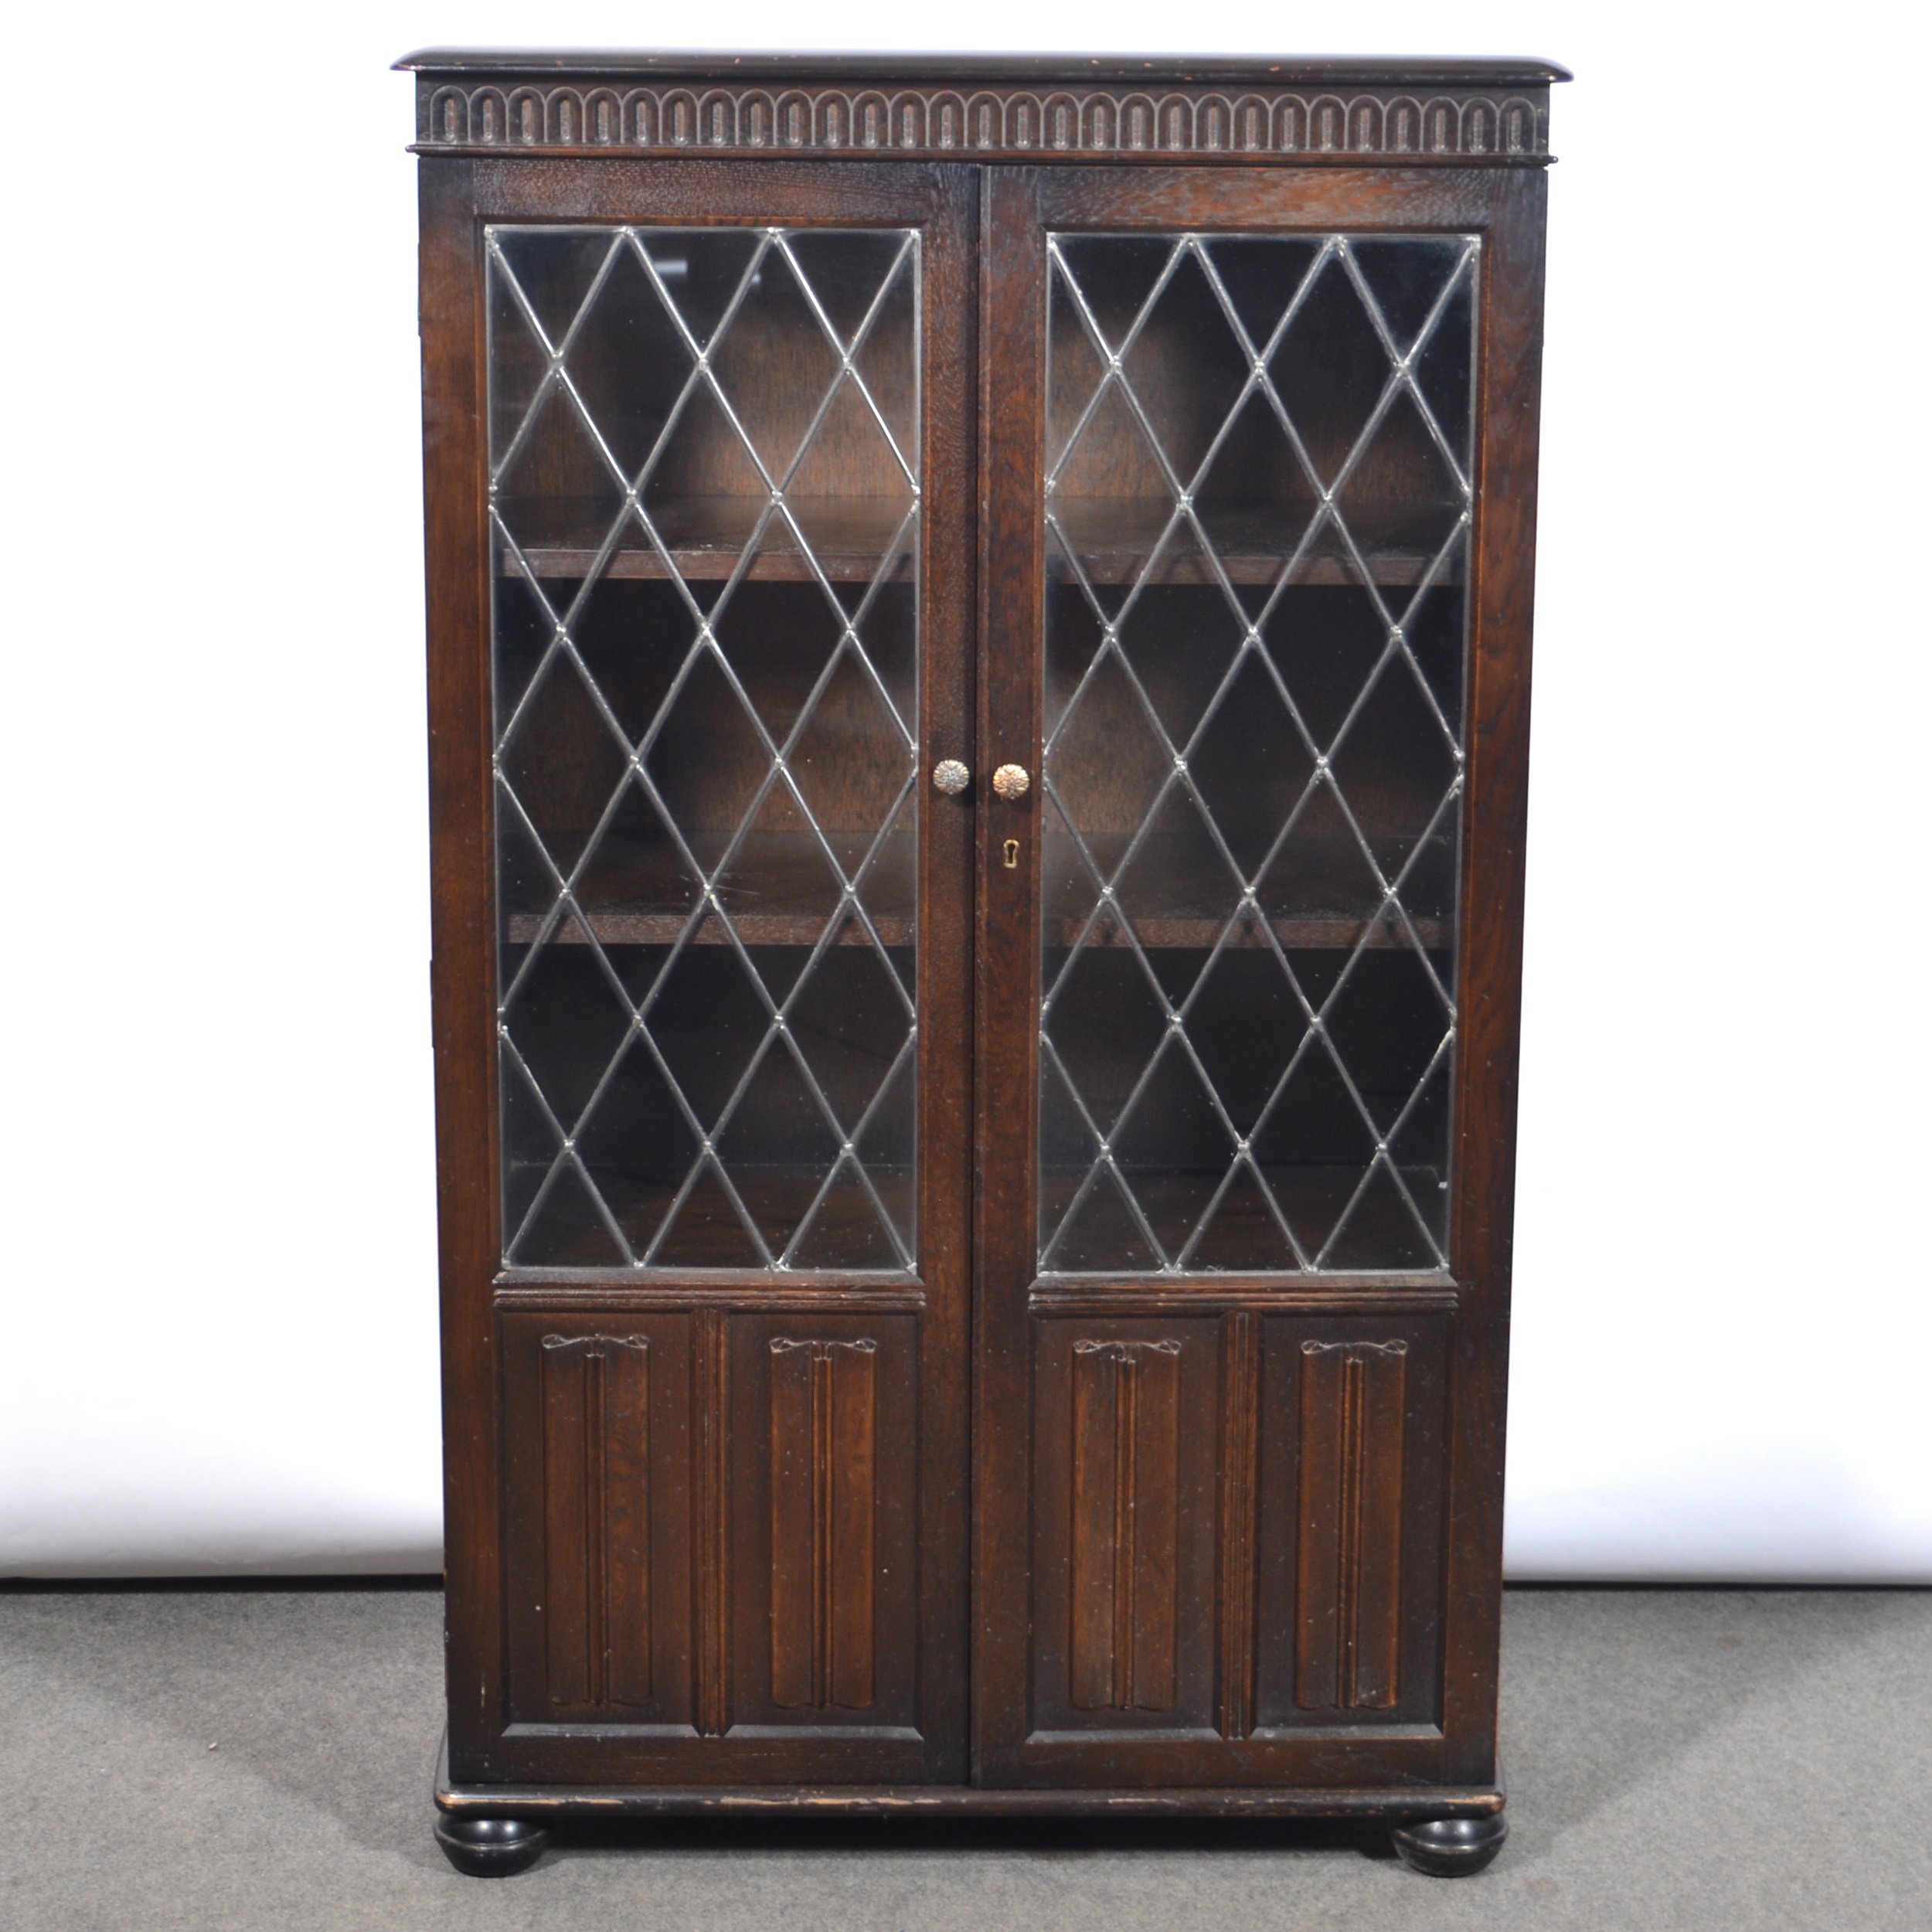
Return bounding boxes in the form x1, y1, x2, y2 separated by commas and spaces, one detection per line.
911, 160, 982, 1785
1437, 165, 1547, 1783
973, 167, 1052, 1781
419, 154, 506, 1775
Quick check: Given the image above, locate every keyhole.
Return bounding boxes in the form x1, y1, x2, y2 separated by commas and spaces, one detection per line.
1002, 838, 1019, 870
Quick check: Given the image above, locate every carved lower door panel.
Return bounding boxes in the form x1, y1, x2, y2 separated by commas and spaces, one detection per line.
500, 1308, 930, 1780
970, 161, 1523, 1793
1014, 1311, 1446, 1781
1029, 1319, 1220, 1739
1252, 1316, 1447, 1733
727, 1313, 922, 1737
502, 1311, 696, 1733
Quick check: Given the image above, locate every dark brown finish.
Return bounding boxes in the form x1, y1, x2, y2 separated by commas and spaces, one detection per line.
503, 1311, 692, 1729
402, 52, 1570, 84
435, 1730, 1506, 1815
541, 1333, 653, 1708
971, 161, 1537, 1800
1294, 1339, 1408, 1712
1067, 1336, 1184, 1711
1389, 1812, 1509, 1876
400, 51, 1563, 165
768, 1337, 879, 1710
433, 1813, 553, 1876
416, 50, 1553, 1862
423, 154, 979, 1794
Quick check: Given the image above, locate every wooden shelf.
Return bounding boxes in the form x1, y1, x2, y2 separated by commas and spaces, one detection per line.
1046, 832, 1451, 951
507, 1163, 916, 1271
1048, 497, 1462, 589
501, 832, 1444, 950
504, 830, 916, 948
499, 495, 915, 583
1052, 913, 1446, 951
498, 494, 1461, 588
1039, 1163, 1446, 1270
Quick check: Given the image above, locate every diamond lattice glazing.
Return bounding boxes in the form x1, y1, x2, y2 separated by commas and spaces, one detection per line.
1039, 233, 1476, 1274
486, 226, 922, 1271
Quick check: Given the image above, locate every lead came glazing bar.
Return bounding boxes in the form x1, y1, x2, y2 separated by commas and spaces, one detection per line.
486, 225, 923, 1271
1037, 231, 1475, 1275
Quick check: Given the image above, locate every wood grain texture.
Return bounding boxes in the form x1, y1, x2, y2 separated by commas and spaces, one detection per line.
1293, 1339, 1407, 1712
431, 155, 978, 1789
1027, 1318, 1219, 1744
421, 97, 1549, 1813
1069, 1338, 1182, 1711
975, 165, 1533, 1794
420, 155, 506, 1778
1216, 1311, 1259, 1740
695, 1308, 731, 1738
1253, 1315, 1447, 1737
1438, 165, 1547, 1786
540, 1334, 652, 1707
727, 1314, 922, 1757
501, 1311, 693, 1732
770, 1338, 879, 1709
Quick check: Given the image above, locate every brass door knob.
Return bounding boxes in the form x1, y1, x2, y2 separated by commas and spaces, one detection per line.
931, 759, 970, 795
992, 763, 1031, 801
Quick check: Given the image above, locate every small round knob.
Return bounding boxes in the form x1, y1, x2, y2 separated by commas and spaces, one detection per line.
931, 759, 970, 796
992, 763, 1031, 801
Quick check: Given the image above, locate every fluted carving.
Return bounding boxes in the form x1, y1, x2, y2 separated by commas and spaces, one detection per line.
417, 80, 1547, 162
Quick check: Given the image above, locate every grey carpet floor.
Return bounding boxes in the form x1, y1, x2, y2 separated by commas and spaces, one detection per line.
1, 1583, 1926, 1930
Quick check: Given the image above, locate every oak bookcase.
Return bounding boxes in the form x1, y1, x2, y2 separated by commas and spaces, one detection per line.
405, 49, 1563, 1879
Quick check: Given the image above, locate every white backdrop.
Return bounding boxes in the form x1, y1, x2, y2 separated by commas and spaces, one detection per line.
2, 0, 1926, 1578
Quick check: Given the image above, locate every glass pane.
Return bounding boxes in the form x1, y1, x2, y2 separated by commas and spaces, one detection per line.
1040, 233, 1473, 1275
489, 226, 921, 1271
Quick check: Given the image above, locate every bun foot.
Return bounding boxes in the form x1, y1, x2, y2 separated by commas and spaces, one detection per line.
434, 1814, 551, 1876
1389, 1812, 1507, 1876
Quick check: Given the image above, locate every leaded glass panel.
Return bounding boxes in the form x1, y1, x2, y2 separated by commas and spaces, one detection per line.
1039, 233, 1474, 1274
488, 226, 921, 1270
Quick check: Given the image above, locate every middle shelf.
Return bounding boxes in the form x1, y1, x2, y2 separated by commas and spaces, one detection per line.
495, 494, 1462, 589
502, 832, 1448, 951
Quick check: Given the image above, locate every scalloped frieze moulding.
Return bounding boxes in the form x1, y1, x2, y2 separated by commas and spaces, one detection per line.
413, 82, 1550, 162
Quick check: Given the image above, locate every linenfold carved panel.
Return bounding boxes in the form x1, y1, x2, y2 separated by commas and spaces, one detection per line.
1294, 1338, 1408, 1711
539, 1333, 653, 1708
1069, 1338, 1182, 1711
769, 1338, 879, 1710
1029, 1318, 1219, 1736
417, 80, 1547, 161
1247, 1318, 1446, 1733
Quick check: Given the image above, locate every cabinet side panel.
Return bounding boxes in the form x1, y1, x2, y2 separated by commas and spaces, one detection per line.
1440, 164, 1546, 1781
419, 155, 508, 1777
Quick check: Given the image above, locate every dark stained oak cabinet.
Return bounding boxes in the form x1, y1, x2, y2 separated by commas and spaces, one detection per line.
406, 49, 1562, 1879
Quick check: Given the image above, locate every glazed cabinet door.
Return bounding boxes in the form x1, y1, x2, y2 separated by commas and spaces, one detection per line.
423, 158, 978, 1785
973, 164, 1543, 1787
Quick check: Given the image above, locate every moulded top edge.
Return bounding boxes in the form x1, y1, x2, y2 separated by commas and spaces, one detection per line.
393, 48, 1573, 87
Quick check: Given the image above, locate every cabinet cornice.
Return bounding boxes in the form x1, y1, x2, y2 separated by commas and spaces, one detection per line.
405, 68, 1555, 165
